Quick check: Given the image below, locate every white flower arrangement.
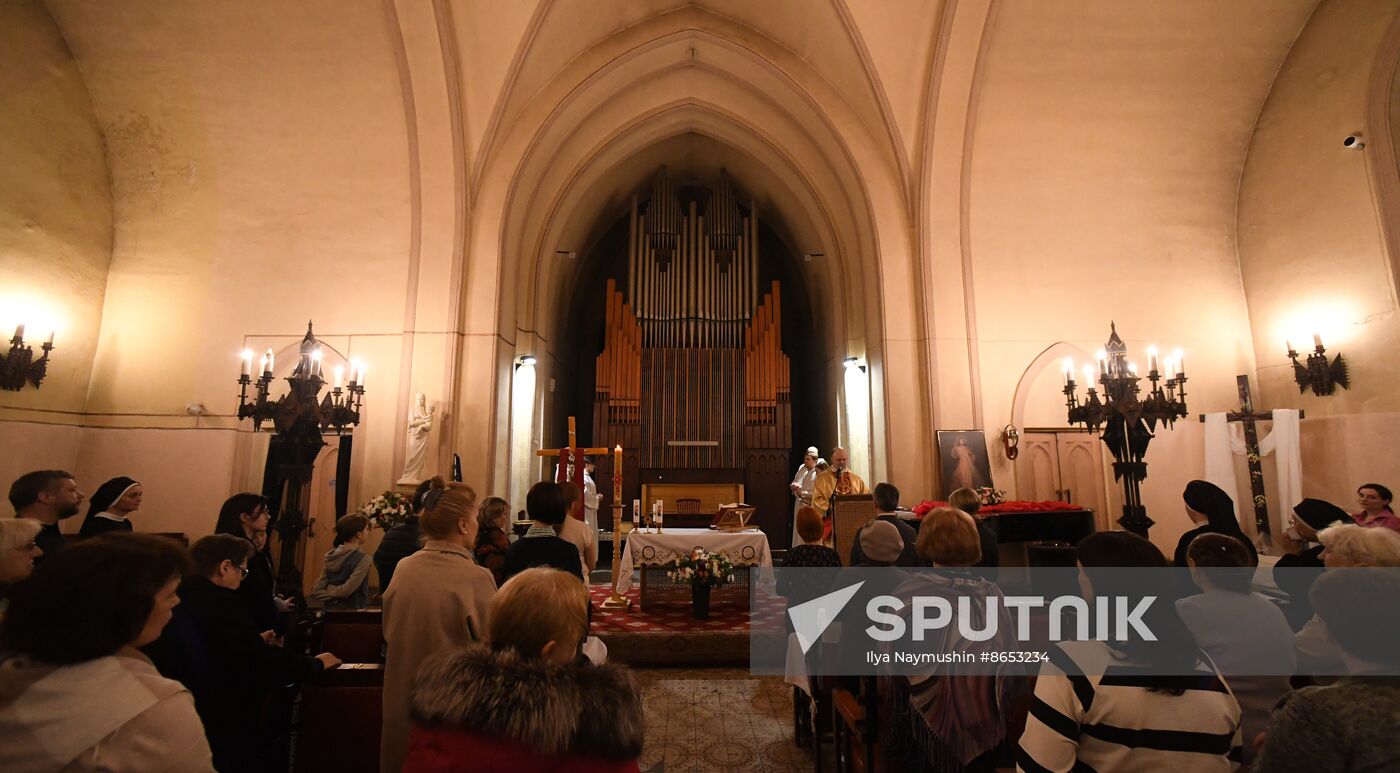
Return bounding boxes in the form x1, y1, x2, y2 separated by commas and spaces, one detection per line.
976, 487, 1008, 506
667, 547, 737, 588
359, 490, 413, 529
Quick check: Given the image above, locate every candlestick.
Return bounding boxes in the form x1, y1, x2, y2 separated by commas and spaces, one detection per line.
44, 330, 54, 346
1172, 349, 1184, 376
1312, 333, 1323, 350
1082, 363, 1095, 386
13, 324, 23, 342
1286, 339, 1294, 354
613, 445, 623, 500
1096, 349, 1108, 378
333, 365, 344, 390
1146, 346, 1158, 374
240, 349, 253, 377
264, 348, 275, 376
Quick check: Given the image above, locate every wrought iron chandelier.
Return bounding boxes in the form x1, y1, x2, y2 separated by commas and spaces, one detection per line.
1062, 323, 1188, 535
236, 321, 365, 435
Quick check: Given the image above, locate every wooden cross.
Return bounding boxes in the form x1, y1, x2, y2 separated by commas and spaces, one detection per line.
1198, 375, 1304, 551
536, 416, 632, 609
536, 417, 611, 520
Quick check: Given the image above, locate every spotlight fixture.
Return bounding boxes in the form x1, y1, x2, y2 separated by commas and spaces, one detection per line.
1287, 336, 1348, 396
0, 324, 55, 392
843, 356, 866, 373
518, 354, 537, 368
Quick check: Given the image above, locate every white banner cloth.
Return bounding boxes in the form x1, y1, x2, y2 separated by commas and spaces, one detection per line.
1201, 409, 1304, 526
616, 527, 773, 594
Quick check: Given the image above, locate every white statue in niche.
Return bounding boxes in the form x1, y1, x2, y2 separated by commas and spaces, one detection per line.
398, 393, 437, 484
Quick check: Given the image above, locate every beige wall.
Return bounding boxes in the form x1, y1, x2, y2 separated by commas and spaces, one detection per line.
0, 0, 112, 418
1237, 0, 1400, 516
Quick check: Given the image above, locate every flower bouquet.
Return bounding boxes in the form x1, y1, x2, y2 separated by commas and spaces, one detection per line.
359, 490, 413, 530
667, 548, 736, 619
976, 487, 1008, 506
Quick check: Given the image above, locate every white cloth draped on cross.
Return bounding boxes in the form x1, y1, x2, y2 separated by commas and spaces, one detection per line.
1202, 409, 1302, 521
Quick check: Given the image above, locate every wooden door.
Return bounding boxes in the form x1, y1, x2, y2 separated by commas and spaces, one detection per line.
1056, 434, 1107, 530
1016, 433, 1062, 503
302, 446, 340, 598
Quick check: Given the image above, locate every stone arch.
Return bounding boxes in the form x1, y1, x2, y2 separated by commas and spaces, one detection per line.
463, 7, 927, 491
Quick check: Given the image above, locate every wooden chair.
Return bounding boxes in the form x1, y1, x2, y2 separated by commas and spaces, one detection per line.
674, 497, 707, 528
676, 497, 702, 515
296, 664, 383, 773
829, 495, 875, 562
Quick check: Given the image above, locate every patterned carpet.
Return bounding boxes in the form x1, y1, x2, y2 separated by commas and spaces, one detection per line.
633, 668, 823, 772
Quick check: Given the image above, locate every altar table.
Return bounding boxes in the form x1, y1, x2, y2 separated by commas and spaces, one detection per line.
617, 527, 775, 607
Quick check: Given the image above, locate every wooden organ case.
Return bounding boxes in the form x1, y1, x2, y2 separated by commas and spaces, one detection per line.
592, 170, 793, 543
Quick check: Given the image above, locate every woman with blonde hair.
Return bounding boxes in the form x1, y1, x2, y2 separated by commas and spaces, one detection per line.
0, 518, 43, 617
404, 568, 643, 772
380, 477, 497, 773
1295, 522, 1400, 677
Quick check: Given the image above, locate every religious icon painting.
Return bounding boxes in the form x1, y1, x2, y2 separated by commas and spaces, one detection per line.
936, 430, 993, 498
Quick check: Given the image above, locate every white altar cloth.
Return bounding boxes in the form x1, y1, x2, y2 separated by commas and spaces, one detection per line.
616, 527, 774, 594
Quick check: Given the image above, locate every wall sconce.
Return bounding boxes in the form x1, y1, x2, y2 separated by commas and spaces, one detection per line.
1000, 424, 1020, 460
1287, 336, 1348, 396
843, 356, 866, 373
0, 324, 55, 391
516, 354, 537, 370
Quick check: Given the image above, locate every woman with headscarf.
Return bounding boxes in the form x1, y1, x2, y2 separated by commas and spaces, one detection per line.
1273, 498, 1350, 628
78, 477, 143, 537
1173, 480, 1257, 568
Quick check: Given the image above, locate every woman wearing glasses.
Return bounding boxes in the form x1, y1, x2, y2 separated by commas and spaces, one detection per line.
147, 534, 340, 772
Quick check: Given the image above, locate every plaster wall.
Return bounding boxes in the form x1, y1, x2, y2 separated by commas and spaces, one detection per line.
1239, 0, 1400, 415
1237, 0, 1400, 509
0, 0, 112, 418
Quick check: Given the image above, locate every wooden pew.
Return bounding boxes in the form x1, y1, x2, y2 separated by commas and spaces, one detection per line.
296, 663, 383, 773
319, 609, 384, 664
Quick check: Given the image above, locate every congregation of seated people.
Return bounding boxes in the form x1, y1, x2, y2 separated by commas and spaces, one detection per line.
1, 465, 1398, 772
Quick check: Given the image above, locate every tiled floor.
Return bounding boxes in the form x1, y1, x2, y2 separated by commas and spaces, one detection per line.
633, 668, 825, 772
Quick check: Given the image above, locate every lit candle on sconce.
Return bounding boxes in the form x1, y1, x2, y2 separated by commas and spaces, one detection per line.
310, 349, 323, 378
1146, 346, 1159, 374
1285, 339, 1295, 355
333, 365, 344, 390
240, 349, 253, 377
44, 330, 54, 347
1061, 357, 1074, 386
263, 349, 275, 376
1096, 349, 1108, 377
1128, 362, 1139, 376
13, 324, 24, 342
1313, 333, 1324, 350
1082, 363, 1096, 387
1172, 349, 1184, 376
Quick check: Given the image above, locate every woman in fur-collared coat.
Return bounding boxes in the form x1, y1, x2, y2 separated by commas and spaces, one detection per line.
403, 568, 643, 773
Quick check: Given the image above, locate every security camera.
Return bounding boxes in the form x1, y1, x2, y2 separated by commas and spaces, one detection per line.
1343, 135, 1365, 150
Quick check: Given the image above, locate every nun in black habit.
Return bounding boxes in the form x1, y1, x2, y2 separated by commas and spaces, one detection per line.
1173, 479, 1258, 568
78, 476, 142, 537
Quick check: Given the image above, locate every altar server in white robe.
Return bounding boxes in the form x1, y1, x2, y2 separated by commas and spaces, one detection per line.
790, 446, 820, 546
582, 457, 600, 534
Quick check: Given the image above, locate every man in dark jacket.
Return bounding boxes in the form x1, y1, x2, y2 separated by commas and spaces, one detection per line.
147, 534, 341, 772
849, 482, 922, 567
374, 479, 433, 591
7, 470, 84, 563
